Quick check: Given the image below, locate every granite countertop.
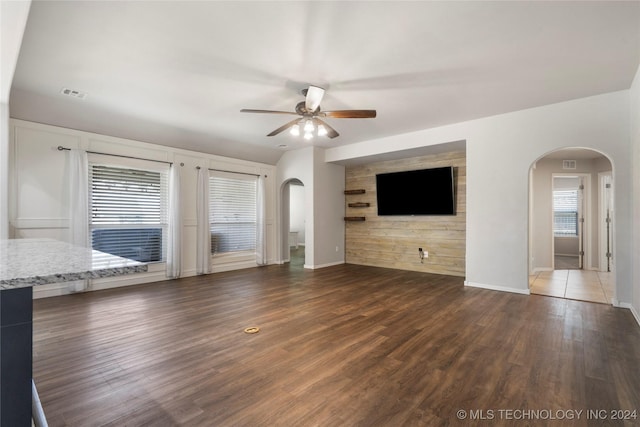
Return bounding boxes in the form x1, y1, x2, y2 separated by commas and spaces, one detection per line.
0, 239, 148, 290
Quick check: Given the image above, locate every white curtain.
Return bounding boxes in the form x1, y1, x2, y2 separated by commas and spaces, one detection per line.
196, 167, 211, 274
68, 149, 89, 292
256, 175, 267, 265
166, 163, 182, 278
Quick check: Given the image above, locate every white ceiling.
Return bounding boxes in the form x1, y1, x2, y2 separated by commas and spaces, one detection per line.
9, 1, 640, 165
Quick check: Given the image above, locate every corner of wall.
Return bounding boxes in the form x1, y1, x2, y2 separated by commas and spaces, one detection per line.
630, 63, 640, 322
0, 103, 9, 239
312, 147, 345, 266
465, 281, 531, 295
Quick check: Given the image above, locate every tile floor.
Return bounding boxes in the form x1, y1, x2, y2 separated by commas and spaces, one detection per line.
529, 269, 614, 304
553, 255, 580, 270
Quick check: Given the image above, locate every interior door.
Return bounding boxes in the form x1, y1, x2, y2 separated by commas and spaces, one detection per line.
577, 177, 585, 270
603, 174, 614, 272
552, 175, 582, 270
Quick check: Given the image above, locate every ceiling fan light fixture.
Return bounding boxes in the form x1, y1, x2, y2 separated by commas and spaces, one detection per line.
241, 85, 376, 139
304, 119, 314, 133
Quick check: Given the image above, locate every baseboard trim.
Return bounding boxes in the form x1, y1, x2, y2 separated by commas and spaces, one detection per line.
91, 271, 168, 291
33, 283, 71, 299
531, 267, 553, 274
33, 263, 276, 298
179, 269, 197, 278
304, 260, 345, 270
464, 281, 531, 295
632, 306, 640, 327
211, 261, 258, 274
614, 301, 640, 327
33, 270, 169, 298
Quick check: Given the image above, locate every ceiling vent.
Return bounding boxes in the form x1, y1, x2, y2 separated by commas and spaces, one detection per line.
562, 160, 576, 170
60, 88, 87, 100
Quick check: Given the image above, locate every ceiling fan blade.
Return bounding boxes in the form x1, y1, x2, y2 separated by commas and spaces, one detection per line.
313, 118, 340, 139
267, 118, 301, 137
240, 109, 298, 115
321, 110, 377, 118
305, 85, 325, 113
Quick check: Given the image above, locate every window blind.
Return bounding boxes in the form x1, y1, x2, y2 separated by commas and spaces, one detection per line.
89, 164, 168, 262
553, 189, 579, 236
209, 173, 257, 254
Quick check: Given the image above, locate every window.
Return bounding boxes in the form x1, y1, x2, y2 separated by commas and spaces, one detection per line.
553, 189, 578, 236
209, 172, 257, 254
89, 163, 168, 262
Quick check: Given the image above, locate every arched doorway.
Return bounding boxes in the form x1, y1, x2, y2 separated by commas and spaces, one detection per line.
280, 178, 306, 267
529, 148, 614, 304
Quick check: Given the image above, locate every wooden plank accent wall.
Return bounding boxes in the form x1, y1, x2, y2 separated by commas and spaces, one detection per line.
345, 150, 466, 277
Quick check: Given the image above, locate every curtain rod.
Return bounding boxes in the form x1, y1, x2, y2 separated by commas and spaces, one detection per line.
196, 166, 264, 178
57, 146, 173, 166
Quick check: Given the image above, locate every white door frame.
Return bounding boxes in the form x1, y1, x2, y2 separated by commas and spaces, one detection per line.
280, 181, 291, 264
598, 172, 614, 272
551, 173, 591, 270
279, 178, 306, 265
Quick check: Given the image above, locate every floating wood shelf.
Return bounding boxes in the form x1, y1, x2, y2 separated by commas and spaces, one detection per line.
348, 202, 370, 208
344, 216, 366, 222
344, 189, 366, 195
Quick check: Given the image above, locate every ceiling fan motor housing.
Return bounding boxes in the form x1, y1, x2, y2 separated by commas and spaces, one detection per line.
295, 101, 316, 116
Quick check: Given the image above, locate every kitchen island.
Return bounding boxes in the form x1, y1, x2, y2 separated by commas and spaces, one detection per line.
0, 239, 147, 426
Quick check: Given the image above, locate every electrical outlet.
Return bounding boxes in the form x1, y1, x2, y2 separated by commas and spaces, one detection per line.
424, 251, 428, 258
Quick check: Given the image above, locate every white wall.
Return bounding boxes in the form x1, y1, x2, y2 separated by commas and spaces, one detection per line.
631, 64, 640, 323
276, 146, 345, 269
277, 147, 314, 266
530, 157, 611, 272
0, 0, 32, 239
289, 184, 305, 245
312, 146, 345, 268
327, 91, 632, 299
9, 119, 277, 297
0, 102, 9, 239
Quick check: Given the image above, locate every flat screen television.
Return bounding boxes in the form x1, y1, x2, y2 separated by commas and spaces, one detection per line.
376, 166, 456, 216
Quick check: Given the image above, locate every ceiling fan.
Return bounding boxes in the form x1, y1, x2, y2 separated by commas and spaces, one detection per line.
240, 85, 376, 139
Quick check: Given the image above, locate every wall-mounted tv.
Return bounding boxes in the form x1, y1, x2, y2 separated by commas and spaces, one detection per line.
376, 166, 456, 216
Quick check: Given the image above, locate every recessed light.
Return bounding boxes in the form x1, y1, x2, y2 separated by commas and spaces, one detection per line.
60, 87, 87, 100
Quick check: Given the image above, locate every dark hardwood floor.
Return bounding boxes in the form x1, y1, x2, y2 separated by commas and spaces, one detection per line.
33, 261, 640, 426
